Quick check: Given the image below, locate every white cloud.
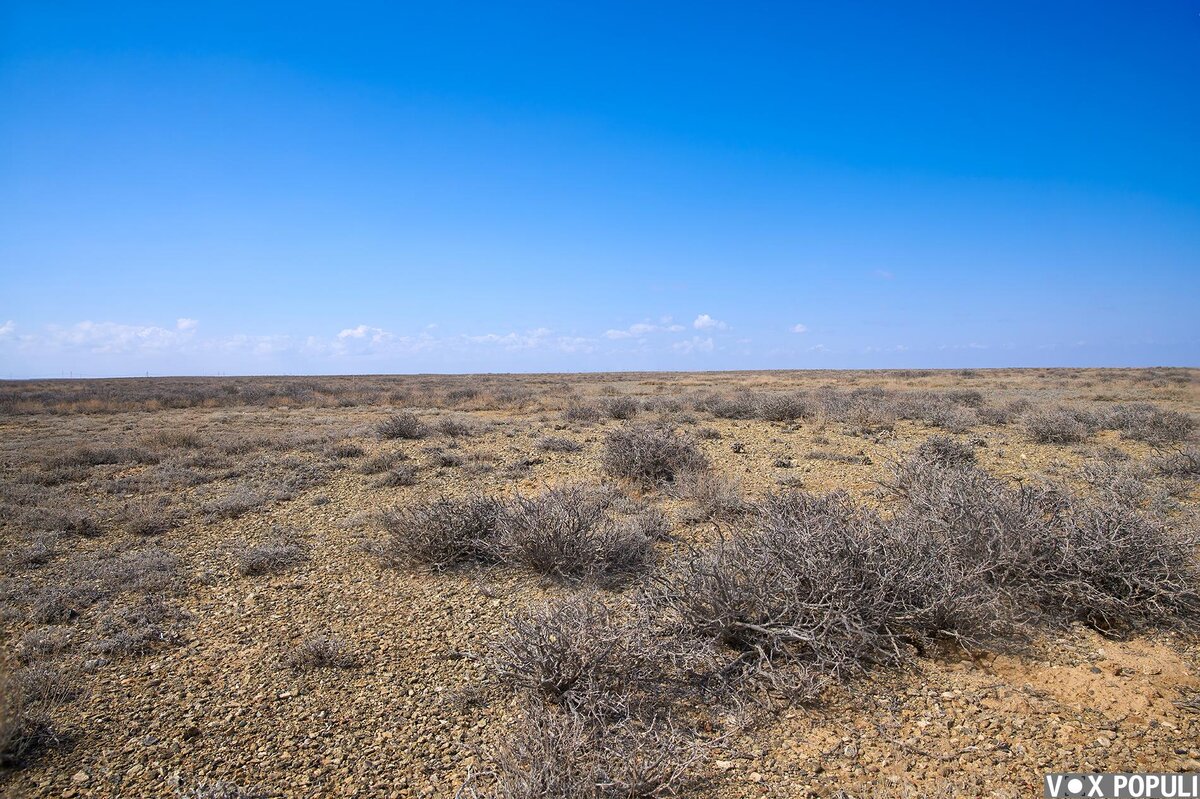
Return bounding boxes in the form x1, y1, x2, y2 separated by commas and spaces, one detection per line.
176, 318, 199, 331
673, 336, 714, 354
336, 324, 395, 344
466, 328, 553, 350
790, 323, 808, 334
45, 321, 187, 354
604, 320, 684, 339
337, 325, 370, 339
0, 320, 14, 338
808, 344, 830, 353
692, 314, 727, 330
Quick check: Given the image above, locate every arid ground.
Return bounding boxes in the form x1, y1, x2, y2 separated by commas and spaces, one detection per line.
1, 368, 1198, 798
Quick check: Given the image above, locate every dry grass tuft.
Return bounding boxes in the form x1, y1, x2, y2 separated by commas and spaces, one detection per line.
283, 635, 358, 672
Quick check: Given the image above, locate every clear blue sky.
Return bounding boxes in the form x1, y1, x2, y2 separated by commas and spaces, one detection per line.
2, 1, 1197, 377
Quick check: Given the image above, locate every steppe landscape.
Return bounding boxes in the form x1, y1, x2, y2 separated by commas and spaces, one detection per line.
1, 367, 1198, 798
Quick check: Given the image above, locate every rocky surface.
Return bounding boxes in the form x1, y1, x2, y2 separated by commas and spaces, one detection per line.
1, 369, 1197, 797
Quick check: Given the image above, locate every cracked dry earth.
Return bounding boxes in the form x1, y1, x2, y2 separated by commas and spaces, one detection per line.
1, 368, 1198, 798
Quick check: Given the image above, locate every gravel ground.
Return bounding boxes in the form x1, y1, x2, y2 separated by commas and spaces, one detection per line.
1, 369, 1197, 798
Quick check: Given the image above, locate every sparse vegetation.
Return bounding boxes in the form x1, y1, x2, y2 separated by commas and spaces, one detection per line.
499, 485, 655, 583
360, 450, 408, 475
381, 495, 504, 570
913, 434, 976, 468
602, 424, 709, 486
1106, 403, 1196, 444
283, 635, 358, 672
604, 397, 640, 420
3, 369, 1199, 796
236, 531, 307, 576
375, 464, 419, 487
563, 402, 602, 424
1025, 406, 1100, 443
536, 436, 583, 453
670, 469, 747, 522
377, 412, 428, 440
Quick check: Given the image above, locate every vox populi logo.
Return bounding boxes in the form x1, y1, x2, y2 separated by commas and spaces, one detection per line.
1044, 774, 1200, 798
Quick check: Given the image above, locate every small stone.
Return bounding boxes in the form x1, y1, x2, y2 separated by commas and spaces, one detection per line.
715, 760, 736, 771
71, 771, 90, 784
749, 772, 764, 783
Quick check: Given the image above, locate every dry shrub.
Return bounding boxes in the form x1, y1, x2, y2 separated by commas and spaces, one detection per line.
360, 450, 408, 475
47, 510, 103, 538
0, 664, 26, 764
537, 436, 583, 453
122, 499, 179, 536
437, 415, 483, 438
326, 441, 365, 459
377, 412, 428, 440
1025, 407, 1099, 444
621, 506, 671, 542
500, 485, 655, 583
651, 453, 1200, 697
944, 389, 985, 408
14, 535, 56, 568
891, 455, 1200, 633
757, 392, 814, 422
91, 595, 188, 656
913, 435, 976, 468
381, 495, 504, 570
650, 491, 978, 691
28, 586, 98, 624
1152, 447, 1200, 479
375, 465, 419, 487
203, 486, 274, 519
488, 597, 705, 798
705, 392, 759, 420
42, 445, 157, 469
29, 464, 90, 486
490, 597, 649, 712
564, 403, 602, 424
141, 429, 204, 449
283, 635, 358, 672
491, 704, 703, 799
0, 661, 65, 767
670, 470, 747, 522
433, 451, 464, 468
804, 450, 871, 465
920, 404, 977, 433
1081, 460, 1148, 508
976, 399, 1029, 426
1106, 403, 1196, 444
1033, 497, 1200, 629
602, 425, 709, 487
236, 531, 306, 576
604, 397, 641, 420
95, 547, 181, 595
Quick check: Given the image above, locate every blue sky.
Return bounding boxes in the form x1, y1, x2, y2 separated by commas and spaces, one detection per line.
1, 1, 1197, 377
